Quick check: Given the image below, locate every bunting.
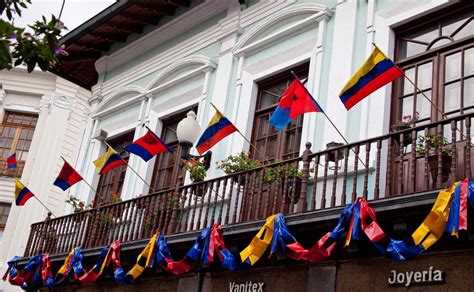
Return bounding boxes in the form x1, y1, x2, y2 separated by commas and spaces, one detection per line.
4, 180, 474, 290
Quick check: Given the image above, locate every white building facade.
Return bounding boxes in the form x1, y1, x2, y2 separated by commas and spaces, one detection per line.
0, 68, 90, 289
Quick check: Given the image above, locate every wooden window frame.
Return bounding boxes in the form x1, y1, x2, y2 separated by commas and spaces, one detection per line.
0, 111, 38, 177
95, 131, 134, 206
0, 202, 12, 230
391, 4, 474, 127
150, 111, 189, 192
250, 63, 309, 162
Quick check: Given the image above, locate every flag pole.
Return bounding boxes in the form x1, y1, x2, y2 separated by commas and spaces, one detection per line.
210, 102, 271, 164
60, 156, 102, 201
32, 196, 56, 218
372, 42, 466, 139
102, 141, 157, 193
291, 71, 367, 168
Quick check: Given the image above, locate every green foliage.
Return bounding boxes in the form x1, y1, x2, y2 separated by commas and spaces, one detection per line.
182, 157, 207, 182
65, 196, 93, 213
111, 193, 122, 204
263, 162, 302, 183
0, 0, 66, 72
217, 152, 261, 175
416, 134, 452, 156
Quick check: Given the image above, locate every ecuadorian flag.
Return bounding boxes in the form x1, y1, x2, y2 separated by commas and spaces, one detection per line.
14, 179, 34, 206
93, 146, 127, 175
195, 104, 237, 155
339, 46, 403, 110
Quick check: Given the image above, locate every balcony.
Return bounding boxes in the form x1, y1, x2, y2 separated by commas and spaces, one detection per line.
23, 113, 473, 257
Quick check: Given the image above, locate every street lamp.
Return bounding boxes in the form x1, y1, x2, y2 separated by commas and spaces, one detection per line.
176, 110, 212, 169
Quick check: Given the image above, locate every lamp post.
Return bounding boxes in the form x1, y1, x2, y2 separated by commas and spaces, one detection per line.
176, 110, 212, 168
168, 110, 212, 233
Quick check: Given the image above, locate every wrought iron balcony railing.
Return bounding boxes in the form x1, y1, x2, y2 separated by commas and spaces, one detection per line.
23, 113, 474, 257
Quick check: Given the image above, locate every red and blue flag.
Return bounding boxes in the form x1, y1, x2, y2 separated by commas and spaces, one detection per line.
269, 77, 323, 131
6, 153, 16, 169
124, 128, 172, 162
54, 160, 83, 191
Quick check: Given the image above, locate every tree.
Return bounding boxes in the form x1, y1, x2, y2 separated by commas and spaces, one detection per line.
0, 0, 66, 72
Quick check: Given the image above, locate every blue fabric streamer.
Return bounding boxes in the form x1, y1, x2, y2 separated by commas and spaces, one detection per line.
468, 182, 474, 206
351, 201, 361, 241
271, 213, 297, 254
446, 184, 461, 235
328, 203, 355, 242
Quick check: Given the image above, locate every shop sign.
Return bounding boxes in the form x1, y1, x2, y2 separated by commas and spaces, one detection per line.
388, 266, 443, 287
229, 281, 265, 292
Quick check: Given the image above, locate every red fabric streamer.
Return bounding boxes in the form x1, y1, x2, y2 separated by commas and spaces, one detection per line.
285, 232, 335, 262
459, 179, 468, 231
78, 241, 122, 284
161, 259, 191, 275
209, 225, 227, 263
41, 255, 52, 283
359, 199, 387, 243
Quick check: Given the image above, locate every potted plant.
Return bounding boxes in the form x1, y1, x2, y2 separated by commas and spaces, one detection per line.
416, 134, 452, 183
264, 163, 302, 202
326, 141, 345, 162
392, 112, 420, 146
217, 152, 261, 175
182, 157, 207, 183
110, 193, 122, 204
217, 152, 261, 186
65, 196, 93, 221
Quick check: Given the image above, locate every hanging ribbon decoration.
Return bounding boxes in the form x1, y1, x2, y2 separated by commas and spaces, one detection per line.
208, 225, 240, 271
240, 214, 276, 265
154, 228, 211, 275
411, 182, 457, 250
4, 180, 474, 289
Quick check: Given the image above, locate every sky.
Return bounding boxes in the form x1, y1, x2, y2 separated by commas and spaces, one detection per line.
14, 0, 116, 34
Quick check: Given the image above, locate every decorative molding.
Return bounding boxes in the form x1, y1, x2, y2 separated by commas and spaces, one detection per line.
232, 3, 332, 56
95, 2, 291, 97
145, 55, 216, 90
0, 89, 6, 105
93, 85, 145, 117
40, 93, 77, 110
94, 0, 228, 76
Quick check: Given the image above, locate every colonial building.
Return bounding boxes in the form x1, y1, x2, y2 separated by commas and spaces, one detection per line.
3, 0, 474, 291
0, 68, 91, 290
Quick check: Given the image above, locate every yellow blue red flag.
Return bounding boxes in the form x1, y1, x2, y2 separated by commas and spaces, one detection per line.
339, 46, 403, 110
195, 104, 237, 155
14, 179, 34, 206
93, 146, 126, 175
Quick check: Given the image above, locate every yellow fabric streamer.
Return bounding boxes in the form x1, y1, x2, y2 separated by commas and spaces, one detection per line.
57, 248, 75, 276
127, 233, 159, 279
411, 183, 457, 250
240, 214, 276, 266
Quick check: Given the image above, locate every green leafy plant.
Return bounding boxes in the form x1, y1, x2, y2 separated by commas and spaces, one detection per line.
416, 134, 452, 156
0, 0, 67, 72
217, 152, 261, 175
263, 163, 302, 183
111, 193, 122, 204
65, 196, 93, 213
182, 157, 207, 182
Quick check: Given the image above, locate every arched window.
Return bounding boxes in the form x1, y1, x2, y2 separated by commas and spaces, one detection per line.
392, 5, 473, 126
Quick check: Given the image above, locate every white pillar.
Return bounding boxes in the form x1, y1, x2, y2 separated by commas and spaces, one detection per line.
0, 93, 78, 267
322, 0, 358, 145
